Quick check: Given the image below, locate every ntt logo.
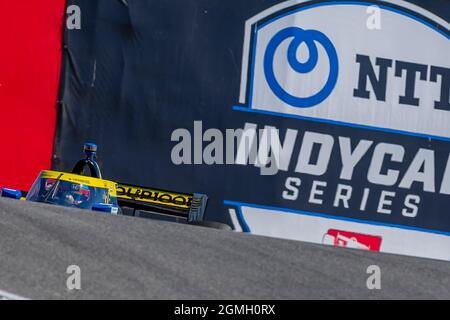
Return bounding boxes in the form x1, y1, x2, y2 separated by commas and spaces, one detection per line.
264, 27, 338, 107
234, 0, 450, 140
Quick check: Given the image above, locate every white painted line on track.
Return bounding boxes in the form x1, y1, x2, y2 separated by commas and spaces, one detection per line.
0, 289, 29, 300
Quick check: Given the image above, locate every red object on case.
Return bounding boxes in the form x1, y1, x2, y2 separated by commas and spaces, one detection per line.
323, 229, 382, 252
0, 1, 65, 191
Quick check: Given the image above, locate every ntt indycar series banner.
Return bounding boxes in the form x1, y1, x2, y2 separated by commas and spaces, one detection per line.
57, 0, 449, 262
226, 0, 450, 261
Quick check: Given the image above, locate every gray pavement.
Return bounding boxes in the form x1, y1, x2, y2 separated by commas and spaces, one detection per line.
0, 198, 448, 299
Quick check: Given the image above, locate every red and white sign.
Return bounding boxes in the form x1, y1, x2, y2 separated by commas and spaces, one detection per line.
322, 229, 382, 252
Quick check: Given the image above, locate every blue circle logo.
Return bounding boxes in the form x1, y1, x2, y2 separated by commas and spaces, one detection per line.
263, 27, 339, 108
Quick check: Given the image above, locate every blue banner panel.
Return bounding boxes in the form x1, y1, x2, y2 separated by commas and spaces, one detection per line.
56, 0, 450, 260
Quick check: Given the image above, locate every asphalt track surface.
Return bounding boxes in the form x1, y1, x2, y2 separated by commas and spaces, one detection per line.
0, 198, 449, 300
